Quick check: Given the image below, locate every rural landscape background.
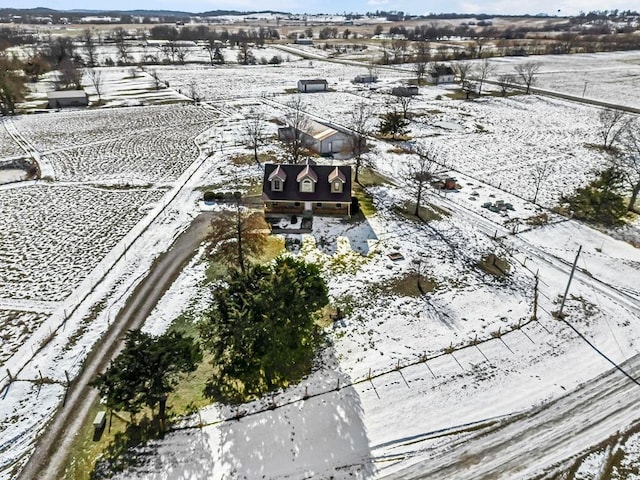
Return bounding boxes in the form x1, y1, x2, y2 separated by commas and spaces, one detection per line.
1, 7, 640, 480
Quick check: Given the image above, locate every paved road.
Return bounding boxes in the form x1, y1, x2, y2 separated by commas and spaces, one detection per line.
384, 351, 640, 479
17, 212, 214, 480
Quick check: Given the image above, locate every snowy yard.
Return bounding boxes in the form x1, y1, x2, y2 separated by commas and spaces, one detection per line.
1, 47, 640, 479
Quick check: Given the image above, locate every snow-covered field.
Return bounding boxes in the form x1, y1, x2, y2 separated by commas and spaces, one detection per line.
482, 50, 640, 110
1, 48, 640, 479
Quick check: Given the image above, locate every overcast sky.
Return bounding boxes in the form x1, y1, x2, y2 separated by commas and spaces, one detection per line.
2, 0, 637, 16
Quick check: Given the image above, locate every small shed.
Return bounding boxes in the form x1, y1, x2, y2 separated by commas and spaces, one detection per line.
295, 38, 313, 45
354, 74, 377, 84
391, 86, 419, 97
47, 90, 89, 109
297, 79, 328, 93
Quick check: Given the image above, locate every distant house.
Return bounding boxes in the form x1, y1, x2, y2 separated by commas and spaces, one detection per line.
354, 74, 378, 84
278, 118, 356, 155
295, 38, 314, 45
391, 86, 419, 97
47, 90, 89, 109
426, 65, 456, 84
297, 79, 328, 93
262, 162, 352, 217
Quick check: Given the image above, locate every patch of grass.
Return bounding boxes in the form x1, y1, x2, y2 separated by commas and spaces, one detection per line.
62, 401, 130, 480
357, 167, 390, 187
386, 273, 437, 297
394, 201, 444, 222
445, 90, 471, 100
477, 253, 511, 279
525, 212, 549, 226
231, 152, 279, 166
352, 182, 377, 216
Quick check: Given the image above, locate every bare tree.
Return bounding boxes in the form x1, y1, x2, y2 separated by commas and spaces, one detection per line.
618, 122, 640, 212
402, 144, 439, 219
57, 58, 83, 90
243, 109, 266, 165
204, 37, 220, 65
175, 44, 189, 65
471, 33, 489, 58
391, 39, 408, 64
514, 61, 541, 94
531, 160, 554, 204
347, 101, 371, 183
395, 93, 413, 119
206, 200, 269, 273
237, 42, 255, 65
81, 29, 98, 67
497, 73, 515, 96
149, 69, 162, 90
380, 40, 390, 64
599, 108, 630, 151
412, 43, 430, 85
475, 58, 495, 96
0, 54, 27, 115
187, 80, 200, 103
282, 95, 310, 164
87, 68, 104, 104
113, 27, 132, 65
453, 61, 472, 85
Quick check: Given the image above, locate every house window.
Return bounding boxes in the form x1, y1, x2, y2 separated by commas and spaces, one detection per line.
272, 202, 278, 206
294, 202, 300, 207
300, 178, 314, 193
272, 179, 282, 191
316, 202, 322, 207
332, 181, 342, 193
336, 203, 342, 208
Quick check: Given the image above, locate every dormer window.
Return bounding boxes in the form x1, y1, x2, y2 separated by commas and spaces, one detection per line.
268, 165, 287, 192
328, 166, 346, 194
297, 165, 318, 193
301, 178, 314, 192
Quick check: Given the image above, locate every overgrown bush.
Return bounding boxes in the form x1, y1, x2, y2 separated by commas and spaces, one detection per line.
560, 167, 628, 226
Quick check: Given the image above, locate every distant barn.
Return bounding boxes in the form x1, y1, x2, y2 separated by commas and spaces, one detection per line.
47, 90, 89, 109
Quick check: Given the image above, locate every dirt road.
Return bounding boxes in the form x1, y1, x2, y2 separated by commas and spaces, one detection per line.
17, 212, 214, 480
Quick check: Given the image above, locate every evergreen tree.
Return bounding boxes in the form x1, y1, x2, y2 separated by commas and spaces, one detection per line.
379, 110, 409, 139
92, 329, 201, 430
562, 167, 628, 225
199, 257, 328, 403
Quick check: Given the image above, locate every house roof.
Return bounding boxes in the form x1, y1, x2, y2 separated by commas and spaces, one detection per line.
328, 166, 346, 183
302, 119, 339, 141
268, 164, 287, 181
430, 65, 455, 76
296, 164, 318, 182
298, 79, 328, 85
47, 90, 87, 99
262, 163, 352, 204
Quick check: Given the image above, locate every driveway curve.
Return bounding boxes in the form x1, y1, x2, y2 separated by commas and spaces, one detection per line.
17, 212, 215, 480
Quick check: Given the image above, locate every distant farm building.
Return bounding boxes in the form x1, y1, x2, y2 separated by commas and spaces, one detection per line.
391, 86, 419, 97
47, 90, 89, 109
278, 118, 356, 155
297, 79, 328, 93
295, 38, 314, 45
426, 65, 456, 84
354, 74, 378, 84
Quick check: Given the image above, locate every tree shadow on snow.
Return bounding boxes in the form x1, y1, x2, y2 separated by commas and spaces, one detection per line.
217, 347, 375, 479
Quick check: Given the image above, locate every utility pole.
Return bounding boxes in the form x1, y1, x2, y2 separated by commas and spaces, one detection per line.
558, 245, 582, 318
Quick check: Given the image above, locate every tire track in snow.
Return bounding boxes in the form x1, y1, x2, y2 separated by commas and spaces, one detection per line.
2, 118, 56, 180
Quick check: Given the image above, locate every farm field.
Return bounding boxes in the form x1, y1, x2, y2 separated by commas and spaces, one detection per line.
1, 45, 640, 480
